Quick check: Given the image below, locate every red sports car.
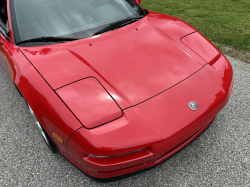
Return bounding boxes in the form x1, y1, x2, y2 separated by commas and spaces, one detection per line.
0, 0, 233, 178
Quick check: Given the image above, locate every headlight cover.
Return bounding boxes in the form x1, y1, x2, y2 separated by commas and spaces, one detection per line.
56, 77, 123, 129
181, 31, 220, 65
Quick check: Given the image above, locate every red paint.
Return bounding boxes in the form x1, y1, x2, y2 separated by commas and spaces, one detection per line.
0, 0, 233, 178
67, 55, 233, 178
56, 77, 123, 129
134, 0, 141, 5
181, 32, 220, 65
21, 14, 205, 109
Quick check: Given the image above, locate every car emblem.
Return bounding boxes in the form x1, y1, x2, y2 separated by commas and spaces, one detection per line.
188, 101, 198, 111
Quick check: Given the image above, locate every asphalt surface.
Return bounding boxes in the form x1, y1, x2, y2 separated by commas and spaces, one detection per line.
0, 55, 249, 186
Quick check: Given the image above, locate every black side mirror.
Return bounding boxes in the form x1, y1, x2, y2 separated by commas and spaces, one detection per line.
6, 21, 10, 38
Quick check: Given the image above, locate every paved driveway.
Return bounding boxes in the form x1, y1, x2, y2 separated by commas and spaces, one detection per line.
0, 56, 249, 186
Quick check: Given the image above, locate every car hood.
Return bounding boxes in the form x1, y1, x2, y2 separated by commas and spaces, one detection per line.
20, 12, 206, 109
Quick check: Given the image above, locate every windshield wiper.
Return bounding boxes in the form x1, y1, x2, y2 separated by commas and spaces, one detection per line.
16, 36, 79, 45
92, 16, 144, 36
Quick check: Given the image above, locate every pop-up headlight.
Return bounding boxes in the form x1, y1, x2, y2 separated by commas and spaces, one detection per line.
181, 32, 221, 65
56, 77, 123, 129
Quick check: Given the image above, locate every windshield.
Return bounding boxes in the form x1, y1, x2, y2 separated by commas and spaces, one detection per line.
12, 0, 145, 45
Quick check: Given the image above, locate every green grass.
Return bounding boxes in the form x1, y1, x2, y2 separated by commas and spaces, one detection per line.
141, 0, 250, 61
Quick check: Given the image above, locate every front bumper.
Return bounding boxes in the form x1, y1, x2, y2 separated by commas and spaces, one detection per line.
66, 54, 233, 178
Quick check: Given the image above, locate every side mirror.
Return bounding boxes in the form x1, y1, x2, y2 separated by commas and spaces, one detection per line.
134, 0, 141, 5
6, 21, 10, 38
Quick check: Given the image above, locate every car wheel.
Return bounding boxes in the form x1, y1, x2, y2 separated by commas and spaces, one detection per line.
27, 103, 58, 153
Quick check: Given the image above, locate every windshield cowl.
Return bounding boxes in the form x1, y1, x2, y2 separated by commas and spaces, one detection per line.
16, 36, 79, 45
92, 16, 144, 36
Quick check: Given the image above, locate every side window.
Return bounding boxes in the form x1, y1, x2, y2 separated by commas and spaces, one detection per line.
0, 1, 10, 41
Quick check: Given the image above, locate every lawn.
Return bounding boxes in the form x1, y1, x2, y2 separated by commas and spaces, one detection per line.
140, 0, 250, 62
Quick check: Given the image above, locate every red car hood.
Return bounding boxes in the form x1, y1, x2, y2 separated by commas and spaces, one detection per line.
20, 12, 205, 109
